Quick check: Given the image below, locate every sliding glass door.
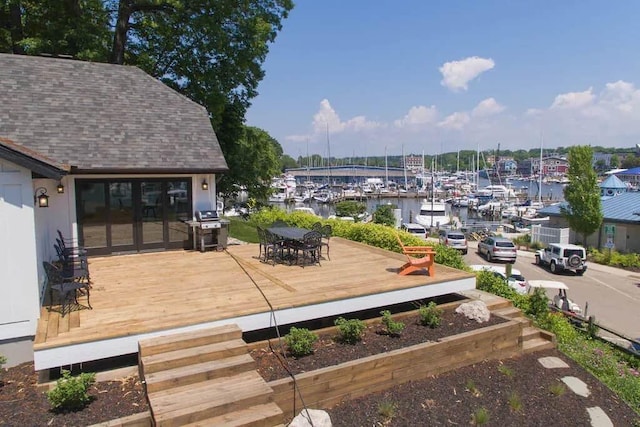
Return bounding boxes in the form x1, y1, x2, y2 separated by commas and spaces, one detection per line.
76, 179, 192, 255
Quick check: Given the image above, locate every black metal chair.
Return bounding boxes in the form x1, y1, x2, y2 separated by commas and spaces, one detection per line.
43, 261, 91, 316
256, 226, 267, 261
264, 229, 285, 265
292, 230, 322, 268
320, 224, 332, 260
54, 240, 91, 285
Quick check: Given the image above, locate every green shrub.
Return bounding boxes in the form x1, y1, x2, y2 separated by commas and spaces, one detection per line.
526, 287, 549, 319
380, 310, 405, 336
284, 327, 318, 357
529, 241, 543, 250
334, 317, 366, 344
372, 204, 396, 226
471, 407, 489, 425
335, 201, 366, 220
418, 302, 443, 328
0, 354, 6, 367
47, 370, 96, 411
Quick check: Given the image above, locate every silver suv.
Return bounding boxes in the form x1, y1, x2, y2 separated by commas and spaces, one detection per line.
535, 243, 587, 276
439, 230, 468, 254
477, 236, 517, 263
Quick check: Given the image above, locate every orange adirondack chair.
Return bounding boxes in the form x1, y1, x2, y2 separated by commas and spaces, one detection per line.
395, 234, 436, 277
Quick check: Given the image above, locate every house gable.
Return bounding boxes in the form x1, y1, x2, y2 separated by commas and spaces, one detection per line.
0, 54, 228, 174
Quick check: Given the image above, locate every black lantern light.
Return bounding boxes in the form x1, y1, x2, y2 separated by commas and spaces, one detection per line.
34, 187, 49, 208
201, 179, 209, 190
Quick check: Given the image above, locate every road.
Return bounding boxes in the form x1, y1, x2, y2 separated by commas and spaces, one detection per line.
463, 243, 640, 343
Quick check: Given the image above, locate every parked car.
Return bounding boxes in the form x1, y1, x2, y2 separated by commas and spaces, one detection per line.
438, 229, 468, 254
535, 243, 587, 275
469, 264, 529, 294
401, 223, 427, 240
477, 236, 517, 263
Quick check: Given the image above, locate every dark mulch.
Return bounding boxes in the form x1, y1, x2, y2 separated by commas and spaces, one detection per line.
251, 310, 640, 426
328, 349, 640, 426
251, 310, 507, 382
0, 362, 148, 426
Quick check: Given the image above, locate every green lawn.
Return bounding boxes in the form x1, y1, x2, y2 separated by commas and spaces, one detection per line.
225, 216, 258, 243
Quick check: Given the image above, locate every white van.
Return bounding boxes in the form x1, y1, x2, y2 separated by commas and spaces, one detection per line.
401, 223, 428, 240
470, 264, 529, 295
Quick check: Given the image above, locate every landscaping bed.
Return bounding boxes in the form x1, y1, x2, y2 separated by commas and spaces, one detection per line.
0, 362, 148, 426
328, 348, 640, 426
250, 308, 508, 382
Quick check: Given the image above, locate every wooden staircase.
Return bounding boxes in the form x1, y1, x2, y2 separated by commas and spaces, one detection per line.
139, 324, 283, 427
491, 305, 556, 353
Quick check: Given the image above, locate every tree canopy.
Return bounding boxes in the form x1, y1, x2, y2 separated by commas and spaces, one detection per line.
561, 146, 603, 244
1, 0, 293, 198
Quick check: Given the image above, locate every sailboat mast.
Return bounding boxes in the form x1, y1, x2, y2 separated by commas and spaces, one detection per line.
539, 132, 544, 204
384, 146, 388, 187
402, 145, 407, 190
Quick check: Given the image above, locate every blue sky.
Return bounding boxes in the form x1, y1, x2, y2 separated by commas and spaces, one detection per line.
245, 1, 640, 159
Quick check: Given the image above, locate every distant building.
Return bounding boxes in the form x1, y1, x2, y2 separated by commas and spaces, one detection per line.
615, 167, 640, 187
539, 179, 640, 252
403, 155, 423, 170
593, 152, 613, 169
531, 156, 569, 176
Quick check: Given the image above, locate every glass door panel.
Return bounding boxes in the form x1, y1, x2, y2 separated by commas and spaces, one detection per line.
167, 180, 191, 244
109, 182, 134, 247
77, 182, 107, 248
141, 181, 164, 245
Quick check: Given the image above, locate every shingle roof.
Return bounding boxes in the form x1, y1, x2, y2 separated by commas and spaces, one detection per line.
539, 192, 640, 223
0, 54, 228, 173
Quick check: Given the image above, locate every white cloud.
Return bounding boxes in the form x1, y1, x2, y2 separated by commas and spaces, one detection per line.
394, 105, 438, 127
550, 87, 595, 109
281, 80, 640, 157
311, 98, 381, 134
439, 56, 495, 92
472, 98, 505, 117
438, 112, 470, 130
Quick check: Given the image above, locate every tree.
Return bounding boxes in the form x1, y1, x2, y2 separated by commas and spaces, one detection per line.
373, 204, 396, 226
621, 153, 640, 169
561, 146, 603, 245
218, 125, 281, 201
610, 153, 620, 169
280, 154, 298, 171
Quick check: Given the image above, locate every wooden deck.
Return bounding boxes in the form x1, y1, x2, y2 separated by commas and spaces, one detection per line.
33, 238, 475, 370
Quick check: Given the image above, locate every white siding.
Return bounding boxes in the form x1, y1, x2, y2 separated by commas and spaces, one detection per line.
0, 160, 40, 340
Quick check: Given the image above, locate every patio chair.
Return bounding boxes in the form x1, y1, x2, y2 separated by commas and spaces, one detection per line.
320, 224, 332, 260
43, 261, 91, 316
292, 230, 322, 268
395, 234, 436, 277
256, 226, 267, 261
54, 240, 91, 285
264, 229, 285, 265
56, 230, 88, 256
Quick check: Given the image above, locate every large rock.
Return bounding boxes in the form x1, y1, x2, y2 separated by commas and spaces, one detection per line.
289, 408, 332, 427
455, 300, 490, 323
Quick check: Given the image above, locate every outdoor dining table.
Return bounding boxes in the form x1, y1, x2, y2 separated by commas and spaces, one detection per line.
267, 226, 310, 241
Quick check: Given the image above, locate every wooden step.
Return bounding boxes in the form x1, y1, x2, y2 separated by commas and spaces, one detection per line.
139, 324, 242, 357
522, 337, 555, 354
141, 338, 247, 374
522, 326, 542, 342
144, 353, 256, 393
492, 306, 522, 319
484, 299, 514, 311
181, 402, 283, 427
149, 371, 274, 427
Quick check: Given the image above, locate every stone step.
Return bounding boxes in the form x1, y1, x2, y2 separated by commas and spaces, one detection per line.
522, 337, 555, 354
141, 338, 247, 374
144, 353, 256, 393
181, 402, 283, 427
139, 324, 242, 357
149, 371, 273, 427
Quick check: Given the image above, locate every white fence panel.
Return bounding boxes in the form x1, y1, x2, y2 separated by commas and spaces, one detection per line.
531, 225, 569, 245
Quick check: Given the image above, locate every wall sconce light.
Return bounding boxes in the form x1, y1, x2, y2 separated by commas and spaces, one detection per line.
56, 182, 65, 194
34, 187, 49, 208
201, 180, 209, 191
